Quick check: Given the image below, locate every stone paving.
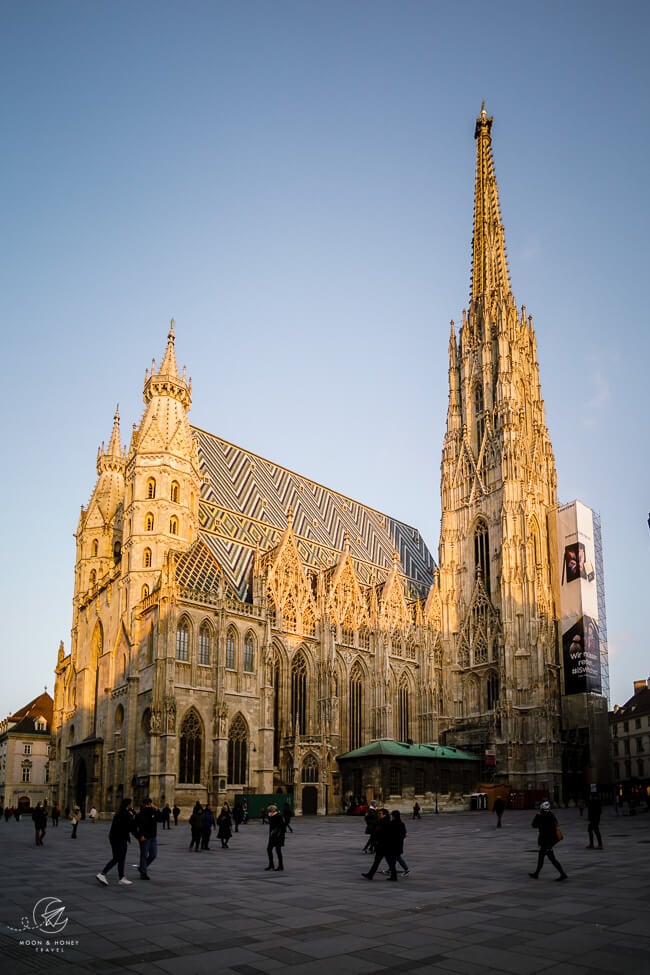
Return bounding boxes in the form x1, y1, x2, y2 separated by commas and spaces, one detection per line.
1, 805, 649, 974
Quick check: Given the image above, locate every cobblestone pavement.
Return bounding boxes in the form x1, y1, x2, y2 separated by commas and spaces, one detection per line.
1, 806, 648, 974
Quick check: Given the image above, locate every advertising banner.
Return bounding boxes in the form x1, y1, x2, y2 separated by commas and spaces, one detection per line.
557, 501, 602, 694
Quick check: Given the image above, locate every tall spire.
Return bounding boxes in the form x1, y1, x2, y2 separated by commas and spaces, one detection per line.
470, 103, 510, 302
143, 319, 192, 409
96, 406, 126, 474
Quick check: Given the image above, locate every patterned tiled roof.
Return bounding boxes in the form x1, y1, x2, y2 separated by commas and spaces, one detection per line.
193, 426, 436, 602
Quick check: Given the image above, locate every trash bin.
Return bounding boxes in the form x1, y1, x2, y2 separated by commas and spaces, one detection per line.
470, 795, 478, 810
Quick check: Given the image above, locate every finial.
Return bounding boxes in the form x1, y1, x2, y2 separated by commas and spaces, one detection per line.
481, 100, 486, 116
169, 317, 175, 338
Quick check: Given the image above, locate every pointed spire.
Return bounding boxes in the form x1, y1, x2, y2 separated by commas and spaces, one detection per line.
471, 103, 511, 302
143, 320, 192, 409
97, 406, 126, 474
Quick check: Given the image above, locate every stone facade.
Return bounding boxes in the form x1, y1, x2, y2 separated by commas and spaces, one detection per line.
52, 107, 567, 816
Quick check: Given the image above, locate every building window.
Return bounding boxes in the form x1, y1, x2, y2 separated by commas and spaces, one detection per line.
176, 618, 190, 661
24, 743, 31, 755
636, 738, 644, 754
349, 665, 363, 750
169, 516, 179, 535
22, 767, 31, 783
359, 626, 370, 650
397, 682, 410, 742
227, 714, 248, 785
291, 651, 308, 735
141, 584, 149, 600
198, 623, 211, 666
89, 569, 97, 587
341, 626, 354, 646
145, 512, 154, 532
474, 518, 491, 595
226, 628, 236, 669
623, 721, 629, 732
389, 766, 401, 795
147, 478, 156, 499
179, 710, 202, 783
243, 634, 255, 672
91, 538, 99, 557
474, 384, 485, 449
415, 768, 425, 795
171, 481, 179, 503
301, 753, 319, 782
143, 548, 152, 568
487, 671, 499, 711
637, 759, 644, 777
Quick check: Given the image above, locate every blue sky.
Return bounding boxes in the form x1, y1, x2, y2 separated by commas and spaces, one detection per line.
1, 0, 648, 718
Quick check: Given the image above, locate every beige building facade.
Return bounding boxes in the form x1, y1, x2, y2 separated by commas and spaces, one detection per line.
52, 107, 574, 816
0, 692, 53, 812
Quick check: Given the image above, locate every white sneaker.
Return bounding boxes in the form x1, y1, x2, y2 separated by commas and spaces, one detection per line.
118, 877, 133, 886
96, 873, 109, 886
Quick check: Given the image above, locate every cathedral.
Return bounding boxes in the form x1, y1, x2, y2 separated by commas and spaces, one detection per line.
51, 106, 568, 816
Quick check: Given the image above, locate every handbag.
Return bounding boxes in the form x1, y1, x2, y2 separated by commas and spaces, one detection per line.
555, 826, 563, 842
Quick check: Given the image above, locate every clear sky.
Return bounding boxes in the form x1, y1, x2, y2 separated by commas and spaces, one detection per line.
1, 1, 648, 719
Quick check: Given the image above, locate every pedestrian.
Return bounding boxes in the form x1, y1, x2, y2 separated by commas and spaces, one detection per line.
172, 803, 180, 826
51, 804, 61, 827
96, 797, 138, 886
389, 809, 409, 876
201, 803, 215, 850
160, 803, 172, 830
264, 804, 286, 871
493, 796, 505, 828
260, 805, 268, 824
586, 795, 604, 850
283, 800, 294, 833
529, 801, 568, 881
362, 808, 398, 881
70, 804, 81, 838
217, 803, 233, 848
189, 802, 203, 852
135, 797, 159, 879
412, 801, 421, 820
241, 800, 248, 824
88, 806, 98, 823
362, 801, 378, 853
233, 802, 244, 832
32, 802, 47, 846
577, 797, 585, 817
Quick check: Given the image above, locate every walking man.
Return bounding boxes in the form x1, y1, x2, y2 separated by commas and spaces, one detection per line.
362, 808, 398, 881
135, 797, 159, 879
586, 795, 603, 849
493, 796, 505, 828
96, 797, 138, 886
529, 801, 568, 881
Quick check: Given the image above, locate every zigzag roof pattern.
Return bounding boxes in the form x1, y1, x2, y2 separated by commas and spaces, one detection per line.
193, 426, 436, 602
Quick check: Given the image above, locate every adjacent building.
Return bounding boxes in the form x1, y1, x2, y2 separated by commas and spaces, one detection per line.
51, 106, 609, 816
610, 679, 650, 804
0, 692, 53, 813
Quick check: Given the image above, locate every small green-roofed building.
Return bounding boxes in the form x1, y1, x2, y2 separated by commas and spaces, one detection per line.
337, 739, 482, 809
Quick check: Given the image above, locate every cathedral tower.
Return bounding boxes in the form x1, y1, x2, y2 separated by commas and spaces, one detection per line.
438, 106, 562, 793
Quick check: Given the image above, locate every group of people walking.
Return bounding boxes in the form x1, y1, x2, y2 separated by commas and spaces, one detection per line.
361, 805, 409, 881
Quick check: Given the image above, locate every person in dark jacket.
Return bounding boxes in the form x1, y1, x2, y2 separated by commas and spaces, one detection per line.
264, 804, 286, 871
586, 796, 603, 849
282, 800, 294, 833
233, 802, 244, 832
529, 801, 568, 881
189, 802, 203, 852
201, 804, 215, 850
493, 796, 505, 828
362, 801, 378, 853
135, 797, 159, 879
217, 803, 233, 848
362, 808, 398, 880
173, 803, 181, 826
32, 803, 47, 846
389, 809, 409, 876
96, 797, 138, 886
160, 803, 172, 830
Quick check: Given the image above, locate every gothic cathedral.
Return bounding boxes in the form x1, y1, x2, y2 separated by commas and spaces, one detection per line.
52, 106, 564, 815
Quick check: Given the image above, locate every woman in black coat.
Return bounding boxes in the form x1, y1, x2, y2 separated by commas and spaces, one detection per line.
96, 797, 138, 886
529, 801, 568, 881
216, 803, 233, 848
264, 804, 286, 871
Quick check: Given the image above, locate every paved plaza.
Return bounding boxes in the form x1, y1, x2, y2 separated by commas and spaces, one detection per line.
1, 805, 648, 975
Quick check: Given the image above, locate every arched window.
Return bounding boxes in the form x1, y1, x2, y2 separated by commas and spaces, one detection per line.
226, 628, 236, 669
359, 626, 370, 650
291, 651, 308, 734
91, 538, 99, 557
143, 548, 152, 568
272, 653, 281, 767
474, 384, 485, 450
341, 625, 354, 646
243, 633, 255, 672
171, 481, 179, 503
283, 596, 296, 632
145, 512, 155, 532
146, 624, 155, 666
474, 518, 491, 596
146, 478, 156, 500
114, 704, 124, 729
169, 516, 179, 536
89, 569, 97, 587
141, 709, 151, 735
176, 617, 190, 661
301, 752, 319, 782
113, 540, 122, 563
179, 710, 202, 783
487, 671, 499, 711
397, 680, 410, 742
198, 623, 211, 666
141, 584, 149, 600
349, 664, 363, 750
227, 714, 248, 785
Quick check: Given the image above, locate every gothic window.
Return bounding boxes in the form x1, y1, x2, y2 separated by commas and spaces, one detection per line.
147, 478, 156, 499
243, 633, 255, 672
301, 753, 319, 782
91, 538, 99, 557
113, 540, 121, 562
359, 626, 370, 650
198, 623, 211, 666
175, 617, 190, 661
487, 671, 499, 711
392, 634, 403, 657
171, 481, 180, 503
169, 516, 179, 535
141, 709, 151, 735
227, 713, 248, 785
341, 625, 354, 646
474, 518, 491, 596
303, 603, 316, 637
283, 596, 297, 632
397, 681, 410, 742
467, 679, 479, 714
143, 548, 152, 568
291, 650, 308, 734
272, 654, 281, 767
406, 636, 416, 660
474, 384, 485, 450
179, 709, 202, 783
89, 569, 97, 587
267, 595, 277, 626
389, 766, 401, 795
145, 512, 155, 532
349, 664, 363, 750
226, 627, 236, 669
141, 584, 149, 600
146, 624, 154, 666
114, 704, 124, 729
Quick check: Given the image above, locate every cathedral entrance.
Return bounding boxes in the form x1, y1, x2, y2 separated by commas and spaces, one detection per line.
75, 759, 87, 816
301, 785, 318, 815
